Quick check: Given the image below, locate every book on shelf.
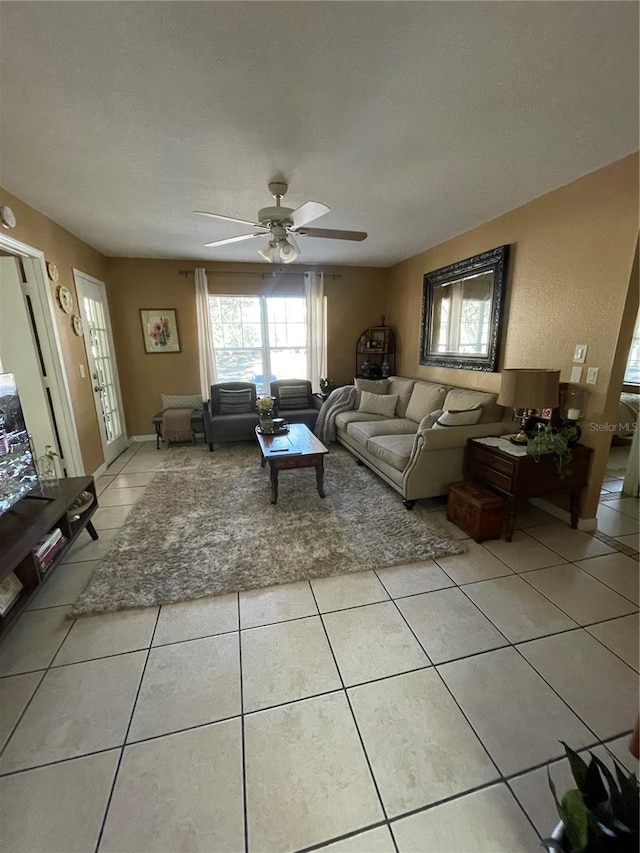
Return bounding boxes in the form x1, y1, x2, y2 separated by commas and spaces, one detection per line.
34, 528, 63, 559
36, 537, 67, 572
0, 572, 23, 616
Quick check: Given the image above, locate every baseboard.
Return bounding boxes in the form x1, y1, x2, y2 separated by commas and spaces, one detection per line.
529, 497, 597, 531
132, 434, 157, 442
92, 461, 108, 479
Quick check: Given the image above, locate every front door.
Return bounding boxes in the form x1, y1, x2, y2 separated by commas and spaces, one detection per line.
74, 271, 127, 465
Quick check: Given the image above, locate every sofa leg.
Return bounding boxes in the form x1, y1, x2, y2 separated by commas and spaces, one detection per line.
403, 499, 415, 510
355, 458, 364, 466
208, 443, 214, 452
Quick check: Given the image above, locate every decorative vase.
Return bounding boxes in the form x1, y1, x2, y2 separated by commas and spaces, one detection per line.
259, 413, 275, 432
37, 455, 58, 489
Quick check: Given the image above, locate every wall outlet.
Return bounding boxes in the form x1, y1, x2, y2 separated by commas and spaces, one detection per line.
79, 364, 85, 378
586, 367, 599, 384
570, 366, 583, 383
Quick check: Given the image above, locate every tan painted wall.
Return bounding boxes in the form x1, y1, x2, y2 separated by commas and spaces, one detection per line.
106, 259, 387, 435
0, 187, 108, 474
386, 153, 639, 518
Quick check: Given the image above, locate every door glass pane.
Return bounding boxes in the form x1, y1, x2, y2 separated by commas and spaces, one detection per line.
83, 296, 122, 443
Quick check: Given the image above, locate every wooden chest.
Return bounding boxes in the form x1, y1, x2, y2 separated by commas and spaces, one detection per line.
447, 481, 506, 543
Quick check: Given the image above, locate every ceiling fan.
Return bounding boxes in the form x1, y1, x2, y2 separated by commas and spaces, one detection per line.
194, 181, 367, 263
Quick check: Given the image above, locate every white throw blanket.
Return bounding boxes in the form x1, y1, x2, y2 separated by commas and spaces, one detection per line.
315, 385, 356, 443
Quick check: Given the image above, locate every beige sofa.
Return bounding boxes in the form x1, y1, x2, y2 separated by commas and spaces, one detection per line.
336, 376, 515, 507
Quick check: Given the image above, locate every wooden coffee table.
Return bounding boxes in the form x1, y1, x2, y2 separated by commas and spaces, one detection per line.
255, 423, 329, 505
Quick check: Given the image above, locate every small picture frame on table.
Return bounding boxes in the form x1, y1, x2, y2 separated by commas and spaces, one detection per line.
140, 309, 181, 353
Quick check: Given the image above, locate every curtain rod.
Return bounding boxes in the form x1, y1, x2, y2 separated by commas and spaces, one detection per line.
178, 269, 341, 280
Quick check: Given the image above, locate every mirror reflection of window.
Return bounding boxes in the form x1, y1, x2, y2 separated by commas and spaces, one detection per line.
429, 272, 493, 357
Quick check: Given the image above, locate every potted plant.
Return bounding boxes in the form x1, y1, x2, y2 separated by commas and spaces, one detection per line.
544, 742, 639, 852
528, 423, 579, 478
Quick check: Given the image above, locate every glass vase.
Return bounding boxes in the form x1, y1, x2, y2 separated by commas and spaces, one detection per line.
37, 455, 58, 489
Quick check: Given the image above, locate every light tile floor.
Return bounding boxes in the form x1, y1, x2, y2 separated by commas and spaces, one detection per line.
0, 440, 638, 852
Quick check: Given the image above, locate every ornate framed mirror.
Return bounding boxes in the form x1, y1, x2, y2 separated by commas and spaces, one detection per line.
420, 244, 509, 372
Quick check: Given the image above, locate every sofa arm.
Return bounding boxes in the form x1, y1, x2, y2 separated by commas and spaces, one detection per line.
417, 420, 516, 451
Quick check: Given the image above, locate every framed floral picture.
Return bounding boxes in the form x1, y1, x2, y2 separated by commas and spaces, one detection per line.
140, 309, 181, 353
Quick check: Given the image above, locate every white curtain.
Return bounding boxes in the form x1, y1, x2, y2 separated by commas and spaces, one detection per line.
195, 268, 218, 398
304, 271, 326, 393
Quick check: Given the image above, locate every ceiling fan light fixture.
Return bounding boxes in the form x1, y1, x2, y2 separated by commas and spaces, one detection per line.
258, 241, 277, 263
279, 235, 299, 264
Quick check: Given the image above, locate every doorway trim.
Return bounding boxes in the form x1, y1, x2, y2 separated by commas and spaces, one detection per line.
0, 232, 83, 475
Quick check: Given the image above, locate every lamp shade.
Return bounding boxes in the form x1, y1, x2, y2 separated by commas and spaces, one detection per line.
258, 241, 277, 263
497, 369, 560, 409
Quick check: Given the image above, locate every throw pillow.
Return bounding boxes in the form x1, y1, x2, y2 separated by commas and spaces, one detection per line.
218, 389, 253, 415
278, 384, 310, 410
417, 409, 443, 431
354, 377, 389, 407
358, 391, 399, 418
432, 406, 483, 428
405, 383, 448, 423
161, 393, 203, 411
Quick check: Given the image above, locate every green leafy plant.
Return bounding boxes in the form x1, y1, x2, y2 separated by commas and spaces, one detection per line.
545, 742, 639, 852
44, 444, 59, 460
527, 424, 578, 478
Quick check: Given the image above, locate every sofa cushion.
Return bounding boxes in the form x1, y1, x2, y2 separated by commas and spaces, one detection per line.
218, 389, 253, 414
278, 384, 310, 409
433, 406, 483, 428
335, 410, 388, 430
388, 377, 416, 418
354, 377, 389, 406
161, 393, 203, 411
443, 388, 501, 424
347, 418, 418, 444
366, 434, 415, 471
358, 391, 398, 418
405, 383, 448, 423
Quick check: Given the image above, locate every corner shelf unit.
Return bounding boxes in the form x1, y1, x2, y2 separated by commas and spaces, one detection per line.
355, 322, 396, 379
0, 476, 98, 638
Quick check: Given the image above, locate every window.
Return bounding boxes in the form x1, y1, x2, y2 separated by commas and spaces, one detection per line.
624, 308, 640, 385
208, 296, 307, 392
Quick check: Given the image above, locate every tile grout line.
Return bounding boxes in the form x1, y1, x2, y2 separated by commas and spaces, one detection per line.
237, 592, 250, 853
93, 606, 161, 853
0, 609, 76, 764
306, 580, 399, 853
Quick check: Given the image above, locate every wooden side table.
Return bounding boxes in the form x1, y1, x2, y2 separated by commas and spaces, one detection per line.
464, 438, 593, 541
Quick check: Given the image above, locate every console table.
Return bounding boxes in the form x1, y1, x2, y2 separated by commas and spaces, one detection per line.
464, 439, 593, 541
0, 477, 98, 638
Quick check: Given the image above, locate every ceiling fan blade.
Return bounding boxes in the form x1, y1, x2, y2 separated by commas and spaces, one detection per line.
194, 210, 263, 228
204, 233, 264, 248
294, 227, 367, 242
289, 201, 331, 229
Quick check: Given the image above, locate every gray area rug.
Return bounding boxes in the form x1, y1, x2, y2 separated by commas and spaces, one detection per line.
71, 444, 465, 616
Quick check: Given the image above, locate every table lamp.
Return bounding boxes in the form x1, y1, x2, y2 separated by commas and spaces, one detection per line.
497, 369, 560, 444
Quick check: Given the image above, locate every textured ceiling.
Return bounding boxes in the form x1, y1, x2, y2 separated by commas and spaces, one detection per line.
0, 2, 637, 266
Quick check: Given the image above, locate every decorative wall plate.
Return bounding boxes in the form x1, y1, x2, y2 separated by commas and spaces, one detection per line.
47, 262, 59, 282
57, 285, 73, 314
72, 314, 83, 336
0, 206, 16, 229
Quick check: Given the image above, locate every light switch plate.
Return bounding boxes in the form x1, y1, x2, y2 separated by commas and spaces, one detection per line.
573, 344, 587, 364
79, 364, 85, 378
570, 366, 583, 383
586, 367, 599, 384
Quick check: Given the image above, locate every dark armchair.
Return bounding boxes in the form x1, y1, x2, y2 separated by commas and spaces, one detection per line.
270, 379, 322, 430
203, 382, 259, 451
